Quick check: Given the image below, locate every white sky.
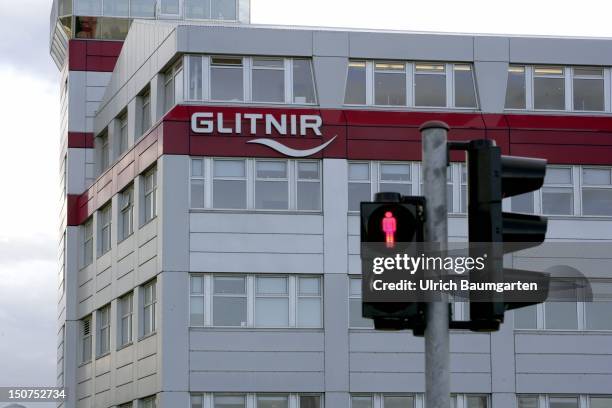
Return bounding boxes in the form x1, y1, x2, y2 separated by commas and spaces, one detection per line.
1, 0, 612, 402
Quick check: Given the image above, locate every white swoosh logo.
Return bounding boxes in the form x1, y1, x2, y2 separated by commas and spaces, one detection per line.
247, 136, 337, 157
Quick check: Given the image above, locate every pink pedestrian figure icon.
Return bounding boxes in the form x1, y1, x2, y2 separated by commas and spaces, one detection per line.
382, 211, 397, 248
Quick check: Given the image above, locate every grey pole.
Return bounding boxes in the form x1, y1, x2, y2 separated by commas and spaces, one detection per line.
420, 121, 450, 408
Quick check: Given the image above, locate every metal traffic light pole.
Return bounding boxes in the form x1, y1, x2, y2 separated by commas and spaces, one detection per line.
420, 121, 450, 408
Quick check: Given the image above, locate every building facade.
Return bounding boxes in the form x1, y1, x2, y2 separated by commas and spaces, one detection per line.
51, 2, 612, 408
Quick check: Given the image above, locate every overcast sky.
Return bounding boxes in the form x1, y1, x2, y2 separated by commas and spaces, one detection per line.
2, 0, 612, 406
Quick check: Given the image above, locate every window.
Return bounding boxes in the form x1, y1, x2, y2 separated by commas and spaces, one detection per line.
550, 397, 578, 408
185, 0, 211, 18
293, 59, 316, 104
103, 0, 129, 16
191, 274, 322, 328
119, 186, 134, 240
257, 395, 288, 408
193, 393, 321, 408
118, 112, 128, 156
97, 305, 110, 356
533, 66, 565, 110
582, 167, 612, 216
74, 0, 102, 15
215, 395, 246, 408
384, 396, 414, 408
542, 167, 573, 215
517, 396, 538, 408
505, 66, 526, 109
141, 89, 151, 136
297, 161, 321, 211
80, 316, 92, 363
118, 403, 133, 408
141, 396, 157, 408
514, 304, 537, 329
545, 302, 578, 329
211, 57, 243, 101
415, 63, 446, 107
379, 163, 411, 196
300, 396, 322, 408
119, 292, 133, 346
585, 282, 612, 329
348, 162, 371, 212
213, 159, 247, 209
98, 131, 110, 174
160, 0, 179, 14
213, 276, 247, 327
82, 219, 93, 267
143, 167, 157, 223
460, 164, 468, 213
349, 278, 373, 328
130, 0, 155, 17
454, 64, 477, 108
191, 158, 206, 208
98, 204, 112, 256
212, 0, 236, 20
591, 397, 612, 408
188, 55, 204, 100
164, 61, 184, 113
345, 61, 367, 104
252, 58, 285, 103
511, 191, 535, 214
255, 160, 289, 209
375, 62, 406, 106
143, 280, 157, 335
352, 396, 373, 408
573, 67, 604, 111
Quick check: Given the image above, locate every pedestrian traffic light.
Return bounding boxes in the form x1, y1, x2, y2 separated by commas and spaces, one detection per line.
360, 192, 427, 335
462, 139, 550, 330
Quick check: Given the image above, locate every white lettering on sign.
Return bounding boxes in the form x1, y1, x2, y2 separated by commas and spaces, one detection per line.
190, 112, 332, 157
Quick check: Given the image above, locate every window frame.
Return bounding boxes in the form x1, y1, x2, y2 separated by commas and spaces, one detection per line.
580, 166, 612, 217
97, 304, 111, 357
98, 203, 112, 256
80, 315, 93, 364
82, 218, 94, 268
118, 291, 133, 348
251, 57, 286, 104
541, 166, 575, 216
119, 185, 134, 241
349, 277, 374, 329
142, 280, 157, 337
143, 166, 158, 224
254, 159, 290, 210
118, 110, 129, 156
414, 62, 447, 108
140, 88, 151, 137
572, 66, 605, 112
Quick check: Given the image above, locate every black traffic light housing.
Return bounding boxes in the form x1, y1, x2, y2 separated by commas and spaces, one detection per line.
360, 192, 428, 335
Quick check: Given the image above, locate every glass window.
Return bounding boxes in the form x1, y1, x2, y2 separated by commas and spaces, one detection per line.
98, 17, 130, 40
255, 277, 289, 327
460, 164, 468, 213
188, 56, 203, 100
467, 396, 487, 408
98, 132, 110, 173
252, 58, 285, 103
517, 396, 538, 408
160, 0, 179, 14
545, 302, 577, 329
257, 395, 288, 408
120, 186, 134, 240
81, 316, 92, 363
511, 192, 535, 214
349, 278, 373, 328
141, 89, 151, 137
75, 0, 102, 15
582, 168, 612, 216
75, 17, 100, 39
380, 163, 411, 196
83, 219, 94, 267
297, 161, 321, 211
550, 397, 578, 408
104, 0, 129, 16
143, 281, 157, 335
212, 0, 237, 20
118, 112, 128, 155
191, 395, 203, 408
191, 158, 206, 208
415, 63, 446, 107
454, 65, 477, 108
119, 292, 133, 346
505, 66, 526, 109
215, 395, 245, 408
542, 167, 573, 215
573, 67, 604, 111
144, 167, 157, 222
130, 0, 155, 17
211, 57, 243, 101
141, 396, 157, 408
591, 397, 612, 408
298, 277, 322, 327
374, 62, 406, 106
351, 396, 373, 408
213, 160, 246, 209
185, 0, 211, 18
300, 395, 321, 408
97, 305, 110, 355
213, 276, 247, 326
164, 71, 175, 113
585, 302, 612, 330
514, 304, 537, 329
345, 61, 367, 105
190, 275, 205, 326
255, 161, 288, 210
293, 59, 316, 104
384, 396, 414, 408
348, 162, 371, 212
98, 204, 112, 255
534, 66, 565, 110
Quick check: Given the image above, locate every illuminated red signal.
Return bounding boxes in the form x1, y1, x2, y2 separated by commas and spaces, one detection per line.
382, 211, 397, 248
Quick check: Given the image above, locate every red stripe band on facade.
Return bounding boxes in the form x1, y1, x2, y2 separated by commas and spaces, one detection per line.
68, 40, 123, 72
68, 132, 94, 148
66, 105, 612, 225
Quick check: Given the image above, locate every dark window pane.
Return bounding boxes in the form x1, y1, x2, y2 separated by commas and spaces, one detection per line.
574, 78, 604, 111
253, 69, 284, 103
185, 0, 211, 18
505, 67, 526, 109
415, 74, 446, 107
212, 0, 236, 20
211, 66, 243, 101
534, 77, 565, 110
454, 66, 477, 108
511, 192, 535, 213
345, 63, 366, 104
130, 0, 155, 17
542, 187, 573, 215
514, 304, 537, 329
545, 302, 577, 329
582, 189, 612, 216
375, 73, 406, 105
293, 59, 316, 104
349, 183, 371, 211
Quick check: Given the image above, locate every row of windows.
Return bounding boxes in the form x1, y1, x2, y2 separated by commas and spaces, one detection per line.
185, 55, 317, 104
505, 65, 611, 112
80, 280, 156, 363
191, 393, 322, 408
518, 395, 612, 408
344, 61, 478, 108
190, 158, 321, 211
82, 166, 157, 266
117, 395, 157, 408
190, 274, 322, 328
71, 0, 238, 20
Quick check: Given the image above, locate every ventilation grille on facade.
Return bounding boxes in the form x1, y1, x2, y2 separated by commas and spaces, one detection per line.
81, 319, 91, 336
